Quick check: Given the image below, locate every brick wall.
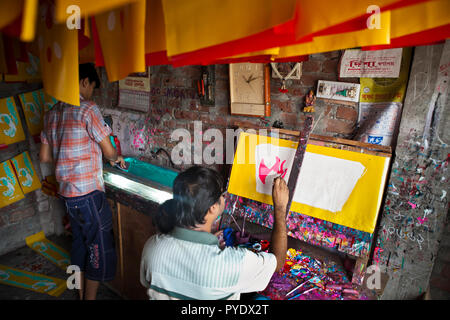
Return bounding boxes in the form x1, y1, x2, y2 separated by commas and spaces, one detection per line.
97, 50, 360, 172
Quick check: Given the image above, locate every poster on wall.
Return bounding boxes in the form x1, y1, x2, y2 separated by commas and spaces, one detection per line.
358, 102, 402, 146
359, 48, 412, 103
11, 151, 42, 194
357, 48, 412, 146
0, 97, 26, 147
18, 90, 44, 136
0, 160, 25, 209
118, 68, 150, 112
227, 132, 390, 233
340, 48, 403, 78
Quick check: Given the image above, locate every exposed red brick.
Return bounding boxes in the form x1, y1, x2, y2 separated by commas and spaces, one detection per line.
300, 74, 317, 87
336, 106, 358, 121
280, 113, 298, 128
302, 60, 322, 73
229, 118, 260, 129
174, 109, 199, 121
325, 106, 334, 117
273, 100, 293, 113
323, 59, 339, 74
211, 115, 228, 127
326, 119, 355, 134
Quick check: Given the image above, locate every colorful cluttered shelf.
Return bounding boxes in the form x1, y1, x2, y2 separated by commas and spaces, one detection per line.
221, 193, 372, 258
258, 248, 370, 300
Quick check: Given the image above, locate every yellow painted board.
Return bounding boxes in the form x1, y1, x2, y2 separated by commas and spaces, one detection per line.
11, 151, 42, 195
228, 132, 390, 233
0, 97, 26, 145
0, 264, 66, 297
26, 231, 70, 270
0, 160, 25, 209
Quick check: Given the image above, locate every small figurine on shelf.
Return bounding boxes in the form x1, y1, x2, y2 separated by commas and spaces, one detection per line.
303, 90, 316, 113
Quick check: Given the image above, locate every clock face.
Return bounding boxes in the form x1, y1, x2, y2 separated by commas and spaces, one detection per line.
230, 63, 265, 104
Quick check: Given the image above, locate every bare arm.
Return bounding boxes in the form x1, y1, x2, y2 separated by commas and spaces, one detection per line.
98, 136, 127, 168
39, 143, 53, 163
269, 177, 289, 271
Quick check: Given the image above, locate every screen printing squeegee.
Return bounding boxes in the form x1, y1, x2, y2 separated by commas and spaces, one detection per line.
285, 115, 314, 216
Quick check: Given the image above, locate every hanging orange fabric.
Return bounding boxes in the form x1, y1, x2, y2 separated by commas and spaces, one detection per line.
163, 0, 300, 66
0, 1, 24, 30
362, 0, 450, 50
94, 0, 146, 81
275, 11, 391, 59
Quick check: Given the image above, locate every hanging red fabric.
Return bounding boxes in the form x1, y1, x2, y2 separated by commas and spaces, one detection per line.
90, 17, 105, 67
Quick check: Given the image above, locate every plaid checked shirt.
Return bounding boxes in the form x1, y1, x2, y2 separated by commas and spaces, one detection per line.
41, 96, 111, 197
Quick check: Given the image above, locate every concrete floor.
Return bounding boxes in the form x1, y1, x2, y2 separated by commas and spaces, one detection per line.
0, 234, 122, 300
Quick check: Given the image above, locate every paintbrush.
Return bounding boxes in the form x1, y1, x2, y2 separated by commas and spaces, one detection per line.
287, 287, 318, 300
285, 280, 309, 296
229, 214, 242, 232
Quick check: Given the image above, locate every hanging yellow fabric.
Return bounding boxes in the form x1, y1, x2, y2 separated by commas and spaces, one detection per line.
94, 0, 146, 81
293, 0, 401, 39
37, 2, 79, 106
275, 11, 390, 59
54, 0, 140, 23
389, 0, 450, 38
20, 0, 39, 42
162, 0, 297, 57
145, 0, 166, 55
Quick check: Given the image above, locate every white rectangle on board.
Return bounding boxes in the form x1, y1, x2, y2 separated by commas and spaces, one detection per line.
254, 144, 366, 213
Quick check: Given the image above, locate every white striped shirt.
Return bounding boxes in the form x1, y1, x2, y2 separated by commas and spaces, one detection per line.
140, 227, 277, 300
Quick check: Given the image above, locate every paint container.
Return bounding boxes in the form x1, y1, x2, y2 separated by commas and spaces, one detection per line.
235, 231, 250, 244
223, 228, 235, 247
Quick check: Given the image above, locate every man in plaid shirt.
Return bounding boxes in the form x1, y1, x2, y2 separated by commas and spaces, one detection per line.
40, 63, 125, 300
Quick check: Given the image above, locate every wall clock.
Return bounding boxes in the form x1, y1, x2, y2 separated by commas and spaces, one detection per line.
229, 63, 269, 117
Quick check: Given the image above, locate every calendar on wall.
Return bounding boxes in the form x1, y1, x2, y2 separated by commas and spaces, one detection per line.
118, 68, 150, 112
358, 102, 402, 146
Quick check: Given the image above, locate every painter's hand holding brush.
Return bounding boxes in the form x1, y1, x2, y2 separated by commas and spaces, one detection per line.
270, 177, 289, 272
109, 155, 127, 169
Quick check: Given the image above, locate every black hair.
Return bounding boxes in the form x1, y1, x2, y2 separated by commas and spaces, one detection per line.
79, 63, 100, 88
155, 166, 224, 234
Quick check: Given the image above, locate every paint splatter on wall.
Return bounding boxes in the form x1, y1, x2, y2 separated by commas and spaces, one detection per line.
372, 42, 449, 299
